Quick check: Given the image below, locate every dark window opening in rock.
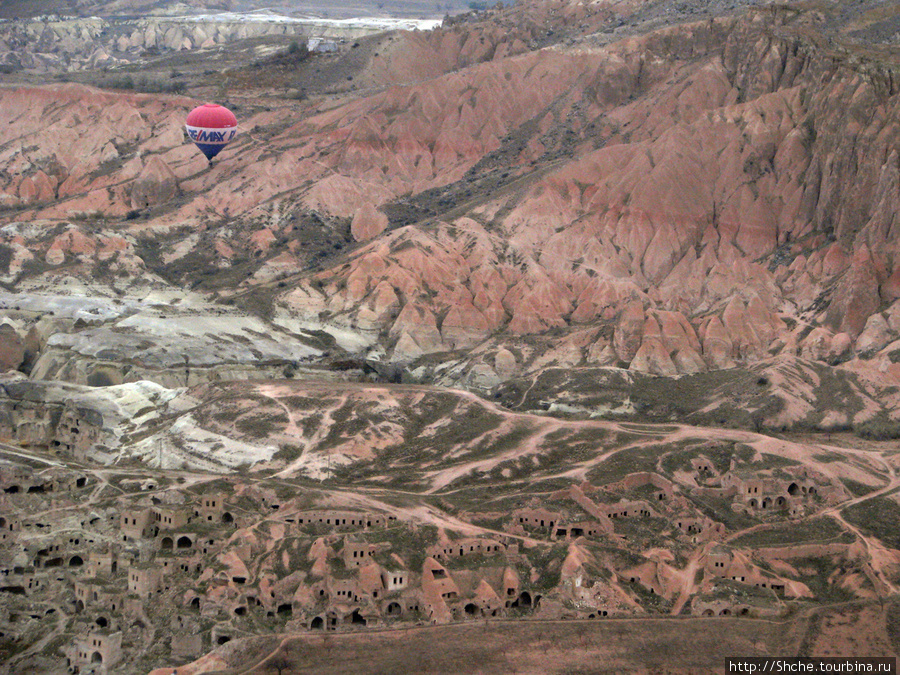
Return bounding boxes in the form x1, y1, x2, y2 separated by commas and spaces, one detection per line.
464, 603, 478, 615
310, 617, 324, 630
234, 606, 246, 616
217, 636, 231, 645
176, 536, 192, 549
95, 616, 108, 628
350, 609, 366, 625
277, 603, 292, 617
87, 372, 114, 387
69, 555, 83, 567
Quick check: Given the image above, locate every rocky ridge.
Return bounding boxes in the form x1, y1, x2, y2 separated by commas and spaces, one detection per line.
1, 1, 900, 673
1, 4, 900, 429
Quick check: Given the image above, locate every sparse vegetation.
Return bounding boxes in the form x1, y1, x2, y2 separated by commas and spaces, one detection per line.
841, 478, 881, 498
585, 445, 664, 483
791, 556, 857, 603
0, 244, 11, 274
255, 40, 310, 68
843, 497, 900, 550
729, 517, 850, 547
854, 417, 900, 440
3, 3, 900, 673
96, 74, 187, 94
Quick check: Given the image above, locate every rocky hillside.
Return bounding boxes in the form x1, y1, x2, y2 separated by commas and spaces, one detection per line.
2, 371, 899, 674
0, 0, 470, 20
1, 1, 900, 673
2, 1, 900, 432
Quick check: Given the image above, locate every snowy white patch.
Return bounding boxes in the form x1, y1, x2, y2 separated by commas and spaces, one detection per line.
173, 10, 441, 31
132, 413, 278, 472
272, 312, 378, 353
0, 290, 138, 321
44, 311, 322, 368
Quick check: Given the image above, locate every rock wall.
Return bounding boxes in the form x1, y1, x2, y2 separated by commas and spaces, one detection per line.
271, 10, 900, 376
0, 14, 384, 72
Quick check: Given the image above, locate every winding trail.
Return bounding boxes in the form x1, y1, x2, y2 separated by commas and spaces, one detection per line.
670, 542, 710, 615
4, 380, 900, 674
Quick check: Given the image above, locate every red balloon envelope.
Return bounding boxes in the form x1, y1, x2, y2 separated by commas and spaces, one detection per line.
185, 103, 238, 161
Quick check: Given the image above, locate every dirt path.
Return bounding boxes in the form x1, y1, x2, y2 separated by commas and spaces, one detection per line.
0, 442, 62, 466
422, 417, 547, 493
7, 383, 900, 675
1, 442, 219, 525
271, 390, 344, 479
716, 439, 900, 596
200, 610, 808, 675
827, 478, 900, 595
670, 542, 710, 615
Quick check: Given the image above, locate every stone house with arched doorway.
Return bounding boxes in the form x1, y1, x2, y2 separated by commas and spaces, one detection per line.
65, 630, 122, 674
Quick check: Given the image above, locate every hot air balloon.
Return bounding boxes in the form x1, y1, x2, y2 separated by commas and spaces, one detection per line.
185, 103, 238, 163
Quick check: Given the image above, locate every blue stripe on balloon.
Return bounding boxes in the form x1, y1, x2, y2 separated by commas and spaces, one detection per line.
195, 142, 225, 160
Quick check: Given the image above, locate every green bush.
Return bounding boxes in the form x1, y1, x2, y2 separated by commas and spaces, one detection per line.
854, 417, 900, 440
